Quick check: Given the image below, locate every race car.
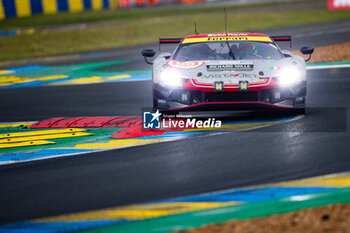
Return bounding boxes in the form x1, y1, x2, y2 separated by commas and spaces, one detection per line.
142, 33, 314, 113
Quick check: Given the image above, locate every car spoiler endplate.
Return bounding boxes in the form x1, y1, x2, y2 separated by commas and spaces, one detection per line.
159, 38, 183, 44
271, 35, 292, 47
159, 38, 183, 50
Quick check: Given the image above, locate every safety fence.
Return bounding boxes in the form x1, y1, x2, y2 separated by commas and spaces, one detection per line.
0, 0, 116, 20
119, 0, 204, 8
2, 0, 336, 20
328, 0, 350, 10
0, 0, 206, 20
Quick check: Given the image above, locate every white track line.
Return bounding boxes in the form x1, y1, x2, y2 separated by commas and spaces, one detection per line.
307, 64, 350, 70
293, 26, 350, 39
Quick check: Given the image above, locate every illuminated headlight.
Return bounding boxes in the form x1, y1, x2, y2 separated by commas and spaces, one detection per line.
159, 70, 187, 88
278, 67, 302, 86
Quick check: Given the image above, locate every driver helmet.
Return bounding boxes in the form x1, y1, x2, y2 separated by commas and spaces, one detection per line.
239, 42, 255, 55
193, 43, 211, 60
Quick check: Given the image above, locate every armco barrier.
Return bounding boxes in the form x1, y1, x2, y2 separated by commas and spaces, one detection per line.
1, 0, 317, 20
328, 0, 350, 10
0, 0, 209, 20
0, 0, 117, 20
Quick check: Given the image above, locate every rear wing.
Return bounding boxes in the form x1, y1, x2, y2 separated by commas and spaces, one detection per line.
159, 38, 183, 50
270, 35, 292, 48
158, 36, 293, 48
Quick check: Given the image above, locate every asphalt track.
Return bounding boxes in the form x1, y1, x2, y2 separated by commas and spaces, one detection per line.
0, 20, 350, 224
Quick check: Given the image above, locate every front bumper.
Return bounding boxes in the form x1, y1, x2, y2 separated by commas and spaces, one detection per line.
154, 82, 306, 111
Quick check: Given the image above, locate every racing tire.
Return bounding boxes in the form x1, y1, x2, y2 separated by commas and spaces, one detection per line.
153, 97, 158, 111
294, 108, 306, 115
160, 110, 179, 116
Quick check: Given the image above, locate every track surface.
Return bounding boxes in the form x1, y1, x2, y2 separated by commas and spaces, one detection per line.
0, 21, 350, 224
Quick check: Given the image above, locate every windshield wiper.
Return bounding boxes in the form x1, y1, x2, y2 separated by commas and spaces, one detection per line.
226, 40, 235, 60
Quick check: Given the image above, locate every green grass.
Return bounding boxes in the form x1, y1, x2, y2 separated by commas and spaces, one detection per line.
1, 7, 350, 61
0, 0, 322, 30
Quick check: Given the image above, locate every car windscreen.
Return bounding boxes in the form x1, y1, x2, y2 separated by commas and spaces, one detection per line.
172, 41, 284, 61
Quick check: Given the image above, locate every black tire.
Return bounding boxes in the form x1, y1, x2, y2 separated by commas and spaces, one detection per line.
153, 97, 158, 111
152, 87, 160, 111
160, 110, 179, 116
293, 108, 306, 115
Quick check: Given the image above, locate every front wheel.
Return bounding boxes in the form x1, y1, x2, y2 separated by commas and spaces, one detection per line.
152, 87, 160, 111
294, 108, 306, 115
153, 97, 158, 111
160, 110, 179, 116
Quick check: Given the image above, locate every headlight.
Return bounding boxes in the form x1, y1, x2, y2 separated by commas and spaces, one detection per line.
278, 67, 302, 86
159, 70, 187, 88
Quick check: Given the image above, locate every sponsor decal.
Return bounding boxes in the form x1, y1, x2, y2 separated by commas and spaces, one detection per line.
328, 0, 350, 10
200, 73, 258, 79
207, 33, 249, 37
207, 64, 254, 71
191, 78, 271, 88
182, 36, 272, 44
167, 60, 204, 69
143, 110, 161, 129
207, 37, 249, 41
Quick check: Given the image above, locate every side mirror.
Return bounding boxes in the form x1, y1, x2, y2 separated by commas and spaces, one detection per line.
300, 47, 314, 55
300, 47, 314, 62
142, 49, 156, 57
142, 49, 155, 65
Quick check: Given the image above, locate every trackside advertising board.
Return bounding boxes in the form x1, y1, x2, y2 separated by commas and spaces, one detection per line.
328, 0, 350, 10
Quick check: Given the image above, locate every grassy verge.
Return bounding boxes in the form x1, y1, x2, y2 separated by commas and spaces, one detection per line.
0, 0, 323, 30
1, 8, 350, 61
77, 188, 350, 233
174, 203, 350, 233
293, 42, 350, 63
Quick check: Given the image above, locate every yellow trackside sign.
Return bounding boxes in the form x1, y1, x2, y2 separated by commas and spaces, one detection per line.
182, 36, 272, 44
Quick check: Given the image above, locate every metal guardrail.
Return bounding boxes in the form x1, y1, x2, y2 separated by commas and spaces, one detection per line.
0, 0, 117, 20
0, 0, 330, 20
